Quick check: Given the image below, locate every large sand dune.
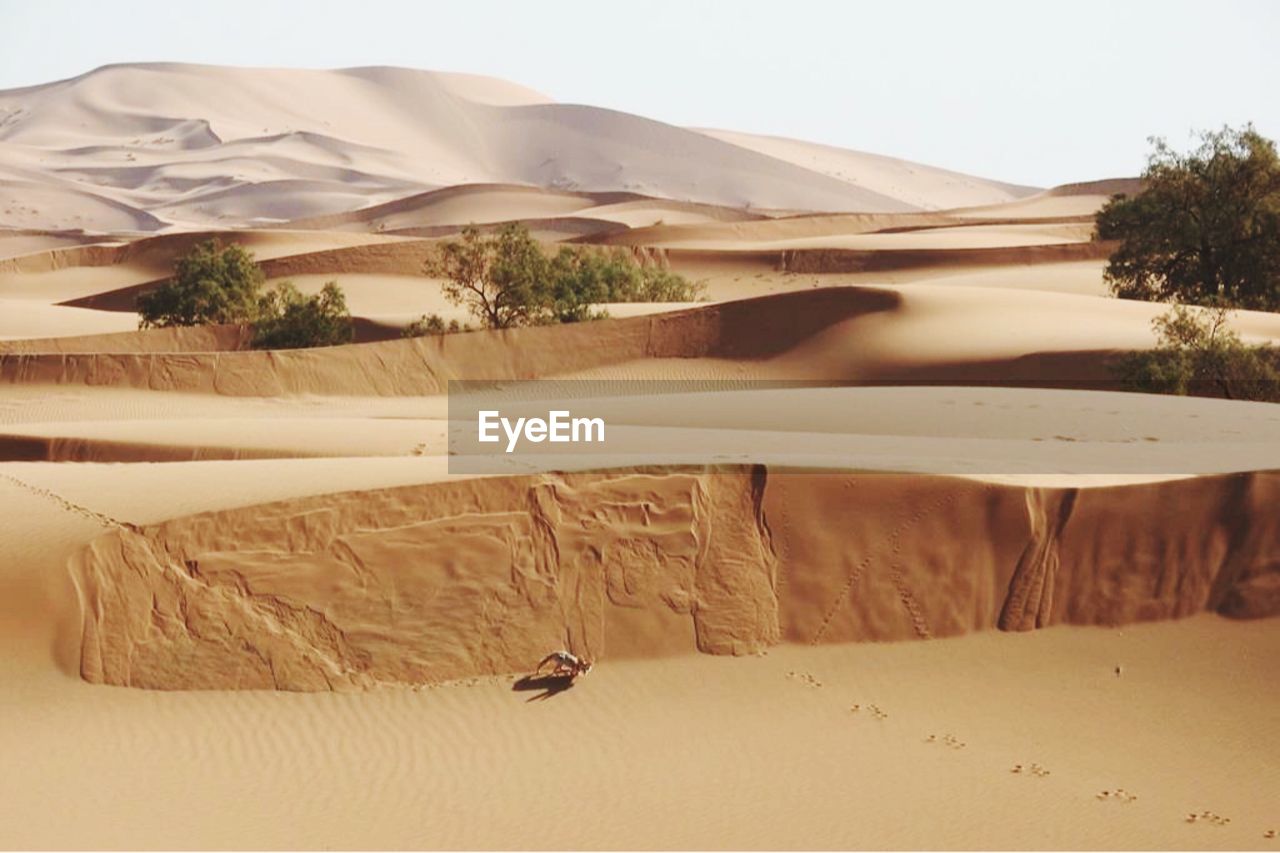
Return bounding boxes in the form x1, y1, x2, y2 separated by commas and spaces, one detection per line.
0, 63, 1039, 231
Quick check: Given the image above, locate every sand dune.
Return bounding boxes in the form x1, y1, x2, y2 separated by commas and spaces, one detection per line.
68, 466, 1280, 689
0, 63, 1043, 231
3, 58, 1278, 853
698, 128, 1038, 210
9, 286, 1279, 397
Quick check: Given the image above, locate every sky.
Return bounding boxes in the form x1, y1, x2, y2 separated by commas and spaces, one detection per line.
0, 0, 1276, 187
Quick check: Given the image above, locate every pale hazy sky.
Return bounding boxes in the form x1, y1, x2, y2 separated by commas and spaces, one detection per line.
1, 0, 1276, 187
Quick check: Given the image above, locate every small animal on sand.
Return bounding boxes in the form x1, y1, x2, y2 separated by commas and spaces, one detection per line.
533, 650, 593, 680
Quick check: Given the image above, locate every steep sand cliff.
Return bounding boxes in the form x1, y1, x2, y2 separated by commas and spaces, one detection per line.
71, 467, 1280, 691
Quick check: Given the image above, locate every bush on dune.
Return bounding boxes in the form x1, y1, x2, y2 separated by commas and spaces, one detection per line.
424, 223, 704, 330
137, 239, 263, 328
402, 314, 464, 337
1119, 303, 1279, 402
251, 281, 354, 350
137, 240, 353, 350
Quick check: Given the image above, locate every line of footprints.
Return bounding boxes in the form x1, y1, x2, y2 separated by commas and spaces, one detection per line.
789, 670, 1274, 839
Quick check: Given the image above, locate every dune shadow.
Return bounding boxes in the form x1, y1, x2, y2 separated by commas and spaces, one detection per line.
512, 673, 576, 702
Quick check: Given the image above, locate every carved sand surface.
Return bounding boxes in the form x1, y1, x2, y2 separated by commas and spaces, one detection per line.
72, 466, 1280, 691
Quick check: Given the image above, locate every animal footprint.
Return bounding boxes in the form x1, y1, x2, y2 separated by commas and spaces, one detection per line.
785, 671, 822, 688
1015, 762, 1050, 777
1187, 810, 1231, 826
938, 733, 965, 750
1097, 788, 1137, 803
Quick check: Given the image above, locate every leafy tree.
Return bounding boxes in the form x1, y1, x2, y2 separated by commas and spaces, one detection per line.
423, 224, 550, 329
137, 239, 265, 328
424, 224, 704, 329
1097, 125, 1280, 311
546, 248, 613, 323
1118, 303, 1279, 401
251, 281, 354, 349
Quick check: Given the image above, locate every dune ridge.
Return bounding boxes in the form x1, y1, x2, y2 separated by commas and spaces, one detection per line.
0, 63, 1040, 232
70, 466, 1280, 690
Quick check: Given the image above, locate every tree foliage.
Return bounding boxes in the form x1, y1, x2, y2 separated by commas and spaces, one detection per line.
402, 313, 463, 337
424, 223, 704, 329
137, 239, 264, 328
1118, 303, 1279, 401
1097, 125, 1280, 311
251, 281, 354, 350
137, 240, 353, 349
422, 224, 550, 329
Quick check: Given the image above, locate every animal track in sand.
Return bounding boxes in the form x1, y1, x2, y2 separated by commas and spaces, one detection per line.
0, 473, 130, 530
924, 733, 965, 749
1096, 788, 1138, 803
1011, 762, 1050, 777
785, 670, 822, 688
1186, 810, 1231, 827
848, 702, 887, 720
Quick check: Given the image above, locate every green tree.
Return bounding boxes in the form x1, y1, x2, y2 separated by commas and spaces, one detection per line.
1097, 125, 1280, 311
251, 281, 354, 350
1119, 303, 1279, 401
424, 224, 704, 329
423, 224, 550, 329
137, 239, 265, 328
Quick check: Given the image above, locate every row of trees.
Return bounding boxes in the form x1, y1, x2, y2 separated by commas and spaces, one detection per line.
1099, 125, 1279, 401
138, 225, 701, 348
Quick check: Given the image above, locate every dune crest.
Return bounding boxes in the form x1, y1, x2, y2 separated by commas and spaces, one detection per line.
70, 467, 1280, 691
0, 63, 1041, 231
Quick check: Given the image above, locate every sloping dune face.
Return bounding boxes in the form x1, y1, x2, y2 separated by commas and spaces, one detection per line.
0, 63, 1037, 231
71, 468, 1280, 691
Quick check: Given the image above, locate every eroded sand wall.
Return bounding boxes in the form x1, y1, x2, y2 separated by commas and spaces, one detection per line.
70, 468, 1280, 690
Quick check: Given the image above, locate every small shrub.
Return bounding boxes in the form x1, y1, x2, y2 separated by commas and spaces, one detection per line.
251, 281, 354, 350
1118, 303, 1280, 401
403, 314, 447, 337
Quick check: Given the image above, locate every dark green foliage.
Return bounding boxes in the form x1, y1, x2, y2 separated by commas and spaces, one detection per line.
137, 240, 353, 349
1118, 304, 1280, 401
251, 281, 354, 350
402, 314, 463, 337
424, 223, 704, 329
1097, 125, 1280, 311
137, 239, 265, 328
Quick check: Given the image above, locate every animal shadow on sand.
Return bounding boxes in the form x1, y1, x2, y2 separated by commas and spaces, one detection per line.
512, 673, 577, 702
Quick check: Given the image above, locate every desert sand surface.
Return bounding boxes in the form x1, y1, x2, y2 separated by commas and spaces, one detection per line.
0, 61, 1277, 851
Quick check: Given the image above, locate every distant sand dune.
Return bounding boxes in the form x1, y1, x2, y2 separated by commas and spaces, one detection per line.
0, 63, 1042, 231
